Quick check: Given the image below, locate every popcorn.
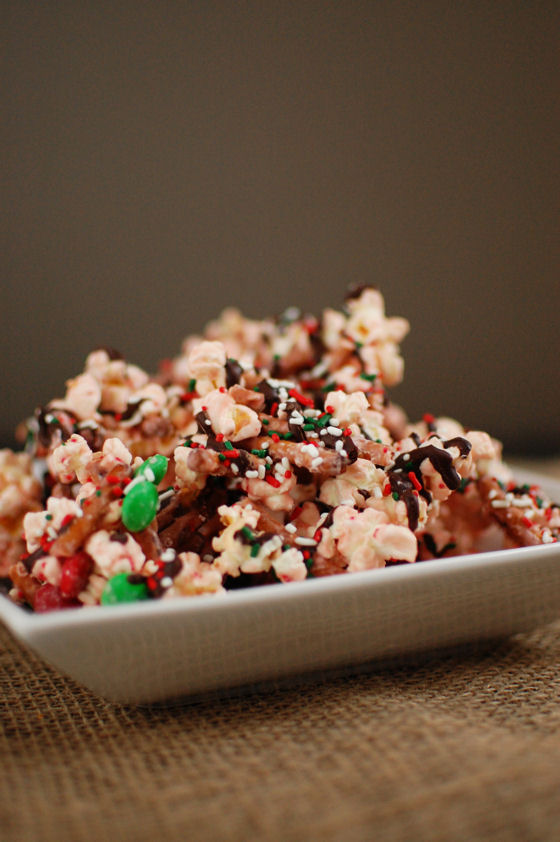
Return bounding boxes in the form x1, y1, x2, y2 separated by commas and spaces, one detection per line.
2, 285, 558, 612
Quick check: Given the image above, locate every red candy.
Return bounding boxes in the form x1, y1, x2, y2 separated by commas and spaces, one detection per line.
34, 584, 76, 613
59, 553, 93, 599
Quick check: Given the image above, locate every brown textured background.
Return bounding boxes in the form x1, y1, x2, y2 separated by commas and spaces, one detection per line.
2, 616, 560, 840
2, 1, 560, 451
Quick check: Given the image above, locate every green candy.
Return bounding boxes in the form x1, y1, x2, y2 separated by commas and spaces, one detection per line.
134, 454, 168, 485
101, 572, 149, 605
121, 480, 158, 531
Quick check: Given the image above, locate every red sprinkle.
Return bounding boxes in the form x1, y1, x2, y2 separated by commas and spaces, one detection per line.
545, 507, 553, 521
522, 516, 534, 529
325, 406, 334, 413
215, 433, 224, 442
111, 487, 123, 498
270, 402, 279, 416
106, 475, 121, 485
219, 386, 226, 393
265, 475, 281, 488
383, 484, 392, 497
271, 433, 280, 443
284, 470, 292, 479
423, 413, 435, 424
343, 428, 352, 437
181, 392, 196, 402
408, 471, 422, 492
288, 388, 314, 408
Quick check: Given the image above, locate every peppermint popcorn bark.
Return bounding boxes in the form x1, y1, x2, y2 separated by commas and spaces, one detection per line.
2, 286, 559, 612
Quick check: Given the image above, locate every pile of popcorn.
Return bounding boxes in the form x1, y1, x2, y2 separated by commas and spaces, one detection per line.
1, 286, 558, 612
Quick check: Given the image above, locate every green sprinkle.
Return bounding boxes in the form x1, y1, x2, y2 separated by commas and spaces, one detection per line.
96, 490, 102, 497
241, 526, 255, 541
262, 418, 269, 424
302, 424, 315, 431
281, 432, 293, 440
321, 382, 337, 392
536, 496, 544, 508
250, 544, 260, 557
360, 372, 377, 382
224, 441, 234, 451
316, 413, 332, 428
45, 514, 53, 521
218, 453, 227, 462
188, 378, 196, 392
251, 448, 268, 458
392, 492, 399, 501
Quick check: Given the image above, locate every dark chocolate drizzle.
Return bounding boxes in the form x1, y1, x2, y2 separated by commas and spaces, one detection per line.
342, 436, 358, 464
21, 547, 46, 573
255, 380, 281, 413
388, 473, 421, 532
225, 358, 243, 388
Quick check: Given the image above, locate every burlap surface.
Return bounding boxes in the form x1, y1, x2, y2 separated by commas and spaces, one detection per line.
1, 616, 560, 842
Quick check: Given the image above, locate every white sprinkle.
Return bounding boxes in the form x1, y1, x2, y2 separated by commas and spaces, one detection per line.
402, 453, 410, 462
302, 443, 319, 457
245, 470, 258, 479
512, 496, 533, 508
290, 416, 304, 425
231, 463, 239, 475
205, 419, 211, 426
373, 486, 383, 498
120, 411, 144, 428
203, 554, 214, 563
78, 420, 98, 430
160, 577, 173, 588
265, 456, 273, 464
143, 467, 156, 483
327, 426, 342, 436
161, 549, 176, 562
335, 440, 344, 452
158, 489, 174, 503
281, 457, 290, 471
330, 417, 339, 426
340, 498, 355, 506
542, 530, 554, 544
311, 456, 324, 469
258, 464, 266, 479
123, 476, 145, 496
295, 537, 317, 547
285, 522, 297, 533
491, 500, 508, 508
488, 489, 498, 500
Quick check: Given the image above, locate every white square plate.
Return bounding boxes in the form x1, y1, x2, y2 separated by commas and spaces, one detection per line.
2, 469, 560, 704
